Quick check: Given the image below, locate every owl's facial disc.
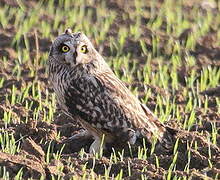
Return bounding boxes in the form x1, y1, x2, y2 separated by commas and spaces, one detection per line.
50, 30, 97, 66
61, 40, 89, 66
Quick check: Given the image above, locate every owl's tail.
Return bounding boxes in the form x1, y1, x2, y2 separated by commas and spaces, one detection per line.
155, 126, 177, 154
140, 104, 177, 154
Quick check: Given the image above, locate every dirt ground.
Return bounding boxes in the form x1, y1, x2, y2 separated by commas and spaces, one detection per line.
0, 0, 220, 179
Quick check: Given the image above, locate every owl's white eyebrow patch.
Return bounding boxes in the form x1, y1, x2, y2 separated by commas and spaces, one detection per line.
68, 38, 79, 45
62, 40, 70, 44
63, 41, 75, 49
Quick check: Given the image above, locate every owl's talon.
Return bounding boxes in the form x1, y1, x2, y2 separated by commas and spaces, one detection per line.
89, 138, 105, 154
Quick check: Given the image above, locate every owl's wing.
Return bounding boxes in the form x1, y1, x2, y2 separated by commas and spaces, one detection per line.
95, 69, 176, 150
94, 69, 167, 137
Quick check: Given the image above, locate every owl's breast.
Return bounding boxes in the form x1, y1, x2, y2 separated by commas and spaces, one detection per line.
49, 65, 73, 113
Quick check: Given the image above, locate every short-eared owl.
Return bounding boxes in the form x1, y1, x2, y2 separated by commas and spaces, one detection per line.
48, 29, 174, 153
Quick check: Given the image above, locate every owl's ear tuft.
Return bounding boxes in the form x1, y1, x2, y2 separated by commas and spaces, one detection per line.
65, 28, 72, 35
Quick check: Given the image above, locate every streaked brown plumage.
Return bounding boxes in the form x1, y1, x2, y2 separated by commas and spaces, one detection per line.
48, 29, 175, 153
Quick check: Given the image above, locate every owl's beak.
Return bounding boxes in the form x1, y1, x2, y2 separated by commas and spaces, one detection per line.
73, 51, 77, 64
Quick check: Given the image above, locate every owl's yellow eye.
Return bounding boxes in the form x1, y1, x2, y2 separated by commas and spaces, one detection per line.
61, 45, 70, 53
80, 45, 88, 54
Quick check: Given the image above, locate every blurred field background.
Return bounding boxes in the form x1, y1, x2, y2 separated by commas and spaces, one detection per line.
0, 0, 220, 179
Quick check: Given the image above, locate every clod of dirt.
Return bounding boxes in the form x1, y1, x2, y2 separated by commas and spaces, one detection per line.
0, 151, 45, 179
22, 138, 45, 163
179, 28, 193, 45
46, 160, 65, 179
14, 121, 57, 143
200, 86, 220, 97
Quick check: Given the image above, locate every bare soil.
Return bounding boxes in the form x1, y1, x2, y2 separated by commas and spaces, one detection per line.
0, 0, 220, 179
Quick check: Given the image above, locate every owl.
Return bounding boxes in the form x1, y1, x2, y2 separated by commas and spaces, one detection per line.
48, 29, 175, 154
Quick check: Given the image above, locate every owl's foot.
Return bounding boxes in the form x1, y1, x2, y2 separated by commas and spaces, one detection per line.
68, 129, 92, 140
89, 137, 105, 154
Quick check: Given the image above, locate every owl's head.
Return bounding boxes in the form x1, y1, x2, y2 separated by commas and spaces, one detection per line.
49, 29, 101, 67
